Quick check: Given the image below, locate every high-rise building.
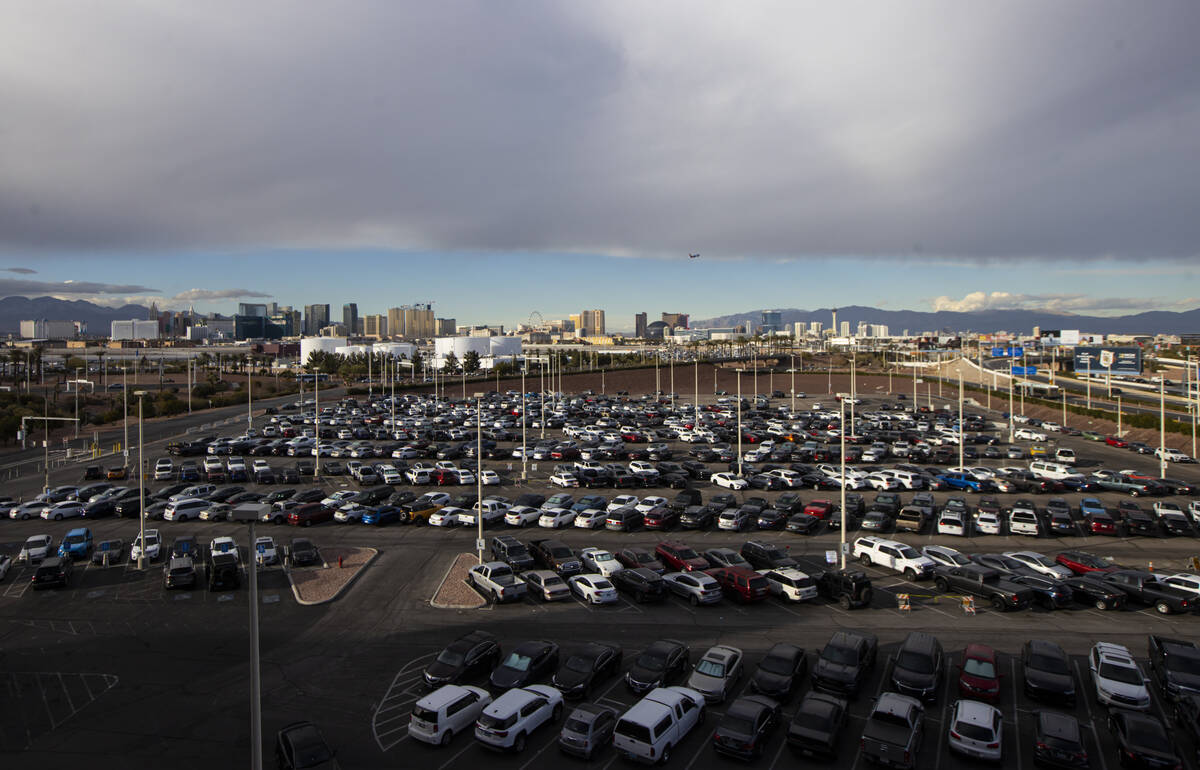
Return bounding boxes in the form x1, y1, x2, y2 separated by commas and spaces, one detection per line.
661, 312, 689, 330
304, 304, 330, 336
839, 321, 850, 337
271, 308, 302, 337
364, 314, 388, 338
435, 318, 457, 336
634, 312, 648, 338
342, 304, 358, 337
577, 309, 605, 337
809, 321, 823, 335
387, 307, 403, 338
761, 310, 783, 334
831, 308, 838, 336
857, 321, 869, 337
238, 303, 268, 317
386, 304, 435, 339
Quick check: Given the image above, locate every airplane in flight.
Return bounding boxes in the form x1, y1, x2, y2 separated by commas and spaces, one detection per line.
689, 253, 700, 259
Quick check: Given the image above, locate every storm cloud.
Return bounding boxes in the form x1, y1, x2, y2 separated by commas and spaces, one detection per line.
1, 1, 1198, 262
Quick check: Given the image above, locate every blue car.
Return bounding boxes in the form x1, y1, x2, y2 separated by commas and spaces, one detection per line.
1079, 498, 1106, 518
58, 527, 93, 560
936, 472, 987, 493
361, 505, 402, 526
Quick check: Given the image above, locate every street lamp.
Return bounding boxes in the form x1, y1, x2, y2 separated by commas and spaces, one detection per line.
736, 369, 745, 478
839, 397, 847, 569
229, 504, 265, 770
135, 390, 148, 570
246, 355, 253, 431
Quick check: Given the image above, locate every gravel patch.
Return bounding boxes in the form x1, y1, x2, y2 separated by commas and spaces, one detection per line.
431, 553, 487, 609
287, 546, 377, 606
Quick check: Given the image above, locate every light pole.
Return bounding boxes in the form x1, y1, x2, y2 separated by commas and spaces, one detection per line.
246, 355, 253, 432
1159, 378, 1167, 479
670, 353, 675, 409
135, 390, 147, 570
1117, 395, 1122, 436
476, 398, 484, 564
314, 371, 321, 479
74, 367, 81, 437
693, 358, 699, 428
230, 505, 264, 770
958, 374, 964, 470
790, 356, 796, 414
123, 364, 129, 466
1007, 357, 1016, 443
839, 397, 846, 569
521, 366, 527, 481
736, 370, 744, 478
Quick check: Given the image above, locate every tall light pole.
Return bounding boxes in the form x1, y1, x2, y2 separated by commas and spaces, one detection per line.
1117, 395, 1122, 437
790, 356, 796, 414
123, 364, 129, 466
958, 374, 964, 470
693, 358, 700, 427
736, 370, 744, 478
521, 366, 527, 481
839, 397, 847, 569
74, 367, 81, 437
246, 355, 253, 432
1008, 357, 1015, 443
476, 397, 484, 564
229, 503, 264, 770
669, 353, 675, 408
1159, 378, 1167, 479
314, 371, 321, 480
135, 390, 147, 570
849, 353, 856, 439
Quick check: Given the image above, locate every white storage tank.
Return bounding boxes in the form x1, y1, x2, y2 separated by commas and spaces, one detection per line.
373, 342, 415, 359
489, 337, 523, 358
300, 337, 346, 363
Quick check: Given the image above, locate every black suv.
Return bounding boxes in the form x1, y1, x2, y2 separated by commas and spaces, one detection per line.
207, 553, 240, 591
814, 569, 873, 609
289, 538, 320, 566
163, 555, 197, 590
812, 630, 878, 697
490, 535, 535, 571
890, 632, 944, 702
32, 556, 73, 589
610, 568, 666, 603
740, 541, 798, 570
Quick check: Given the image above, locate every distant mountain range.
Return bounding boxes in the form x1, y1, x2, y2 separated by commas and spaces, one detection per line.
692, 305, 1200, 336
0, 296, 152, 334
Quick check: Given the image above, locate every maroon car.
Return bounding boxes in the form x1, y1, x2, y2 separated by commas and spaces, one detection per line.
654, 541, 711, 572
706, 566, 770, 603
616, 547, 665, 574
643, 506, 680, 531
958, 644, 1001, 703
287, 503, 335, 527
1055, 550, 1121, 575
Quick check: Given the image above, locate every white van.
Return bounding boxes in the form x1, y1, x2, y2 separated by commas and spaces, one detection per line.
613, 687, 706, 764
1028, 461, 1076, 481
409, 684, 492, 745
163, 498, 208, 522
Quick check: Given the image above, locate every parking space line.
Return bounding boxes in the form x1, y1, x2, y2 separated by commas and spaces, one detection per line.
437, 739, 476, 770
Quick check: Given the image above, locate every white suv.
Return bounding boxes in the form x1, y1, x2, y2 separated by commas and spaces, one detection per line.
852, 537, 935, 580
410, 684, 492, 746
1088, 642, 1150, 711
474, 684, 562, 751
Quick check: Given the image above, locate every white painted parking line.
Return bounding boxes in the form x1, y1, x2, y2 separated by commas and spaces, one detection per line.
437, 739, 477, 770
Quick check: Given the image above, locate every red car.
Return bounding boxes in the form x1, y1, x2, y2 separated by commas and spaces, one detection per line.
642, 507, 680, 531
705, 566, 770, 603
958, 644, 1001, 702
804, 500, 835, 520
654, 541, 711, 572
287, 503, 335, 527
1055, 550, 1121, 575
1105, 436, 1128, 448
1085, 513, 1117, 535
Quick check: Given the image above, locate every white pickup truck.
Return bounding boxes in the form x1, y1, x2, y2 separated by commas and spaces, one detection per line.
468, 561, 528, 603
852, 537, 935, 581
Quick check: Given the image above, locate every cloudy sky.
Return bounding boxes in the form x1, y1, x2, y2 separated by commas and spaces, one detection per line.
1, 1, 1197, 329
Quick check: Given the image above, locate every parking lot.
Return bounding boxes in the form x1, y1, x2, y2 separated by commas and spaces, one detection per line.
2, 380, 1199, 767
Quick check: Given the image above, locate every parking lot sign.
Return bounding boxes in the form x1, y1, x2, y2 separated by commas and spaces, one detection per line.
475, 538, 485, 553
825, 550, 837, 565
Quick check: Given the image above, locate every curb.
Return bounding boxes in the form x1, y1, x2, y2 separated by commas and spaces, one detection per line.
430, 553, 487, 610
286, 547, 379, 606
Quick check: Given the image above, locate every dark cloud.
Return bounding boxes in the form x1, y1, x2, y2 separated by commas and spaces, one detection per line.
171, 288, 271, 301
0, 279, 159, 297
3, 267, 36, 274
0, 2, 1198, 262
